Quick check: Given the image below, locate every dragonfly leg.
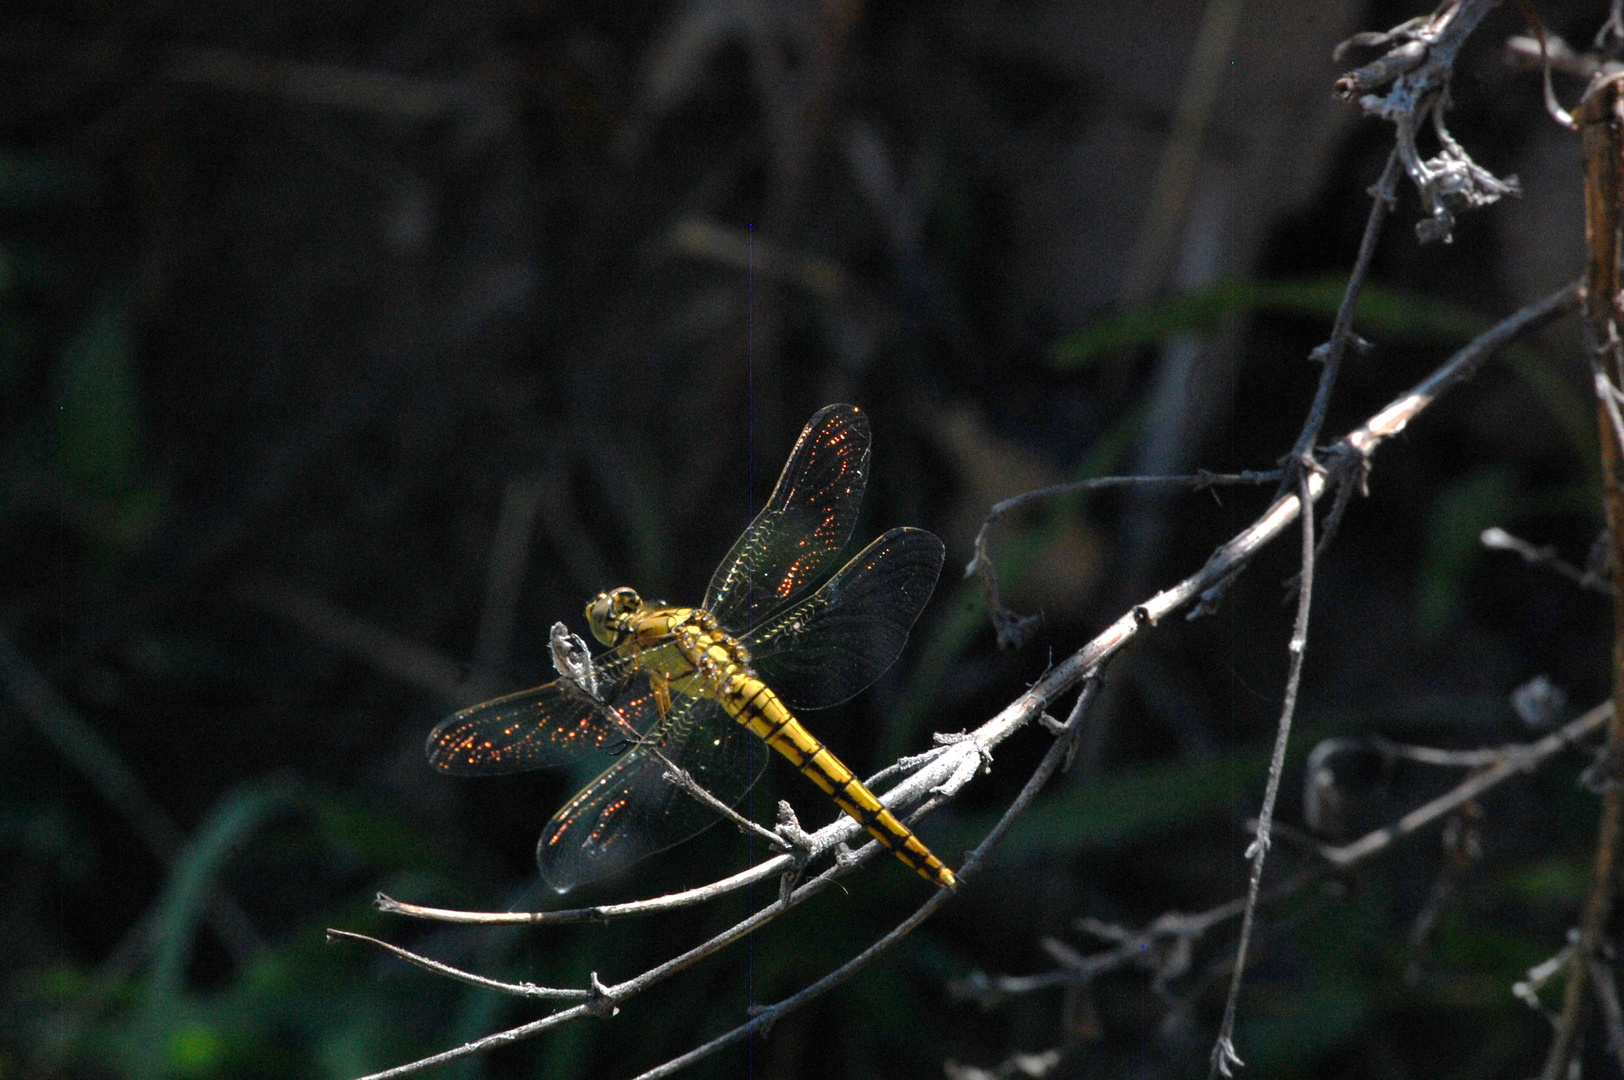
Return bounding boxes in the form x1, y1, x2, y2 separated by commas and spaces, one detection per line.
773, 801, 814, 908
649, 672, 673, 720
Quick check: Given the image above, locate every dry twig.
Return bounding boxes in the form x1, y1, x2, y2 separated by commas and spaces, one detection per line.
1207, 466, 1317, 1080
958, 703, 1609, 1003
1540, 70, 1624, 1080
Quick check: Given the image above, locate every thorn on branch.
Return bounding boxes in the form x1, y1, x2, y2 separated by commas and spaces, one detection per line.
774, 800, 812, 851
588, 971, 619, 1016
773, 801, 814, 902
1514, 940, 1576, 1016
1512, 675, 1569, 729
1188, 567, 1241, 620
933, 742, 992, 797
1581, 744, 1624, 793
1210, 1034, 1244, 1078
745, 1001, 780, 1039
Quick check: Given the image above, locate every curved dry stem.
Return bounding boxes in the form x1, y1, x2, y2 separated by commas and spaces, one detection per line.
325, 929, 591, 1000
965, 470, 1281, 646
963, 702, 1610, 1003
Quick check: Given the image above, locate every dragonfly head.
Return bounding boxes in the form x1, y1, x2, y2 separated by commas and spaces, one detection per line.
586, 587, 643, 646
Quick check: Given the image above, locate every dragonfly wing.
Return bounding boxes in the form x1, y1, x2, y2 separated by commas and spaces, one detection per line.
743, 527, 944, 711
536, 698, 771, 892
705, 404, 871, 629
425, 652, 652, 775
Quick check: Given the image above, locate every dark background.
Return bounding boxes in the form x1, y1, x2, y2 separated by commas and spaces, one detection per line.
2, 1, 1617, 1077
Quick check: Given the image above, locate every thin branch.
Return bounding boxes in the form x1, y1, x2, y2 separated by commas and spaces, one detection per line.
1337, 0, 1520, 244
374, 755, 945, 927
1372, 736, 1530, 769
960, 702, 1610, 1003
1542, 72, 1624, 1080
655, 756, 795, 853
667, 216, 844, 296
622, 679, 1105, 1080
165, 47, 508, 126
1322, 702, 1609, 869
239, 579, 498, 707
1208, 467, 1317, 1079
1592, 345, 1624, 466
1120, 0, 1247, 301
944, 1048, 1065, 1080
350, 282, 1580, 1080
966, 470, 1282, 647
325, 930, 592, 1001
1505, 35, 1624, 83
1482, 526, 1615, 594
351, 835, 909, 1080
1311, 729, 1575, 774
1281, 150, 1400, 473
955, 868, 1326, 1003
971, 470, 1281, 554
1590, 956, 1624, 1074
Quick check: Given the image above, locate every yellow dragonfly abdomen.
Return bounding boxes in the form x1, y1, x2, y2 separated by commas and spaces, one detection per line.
718, 669, 956, 889
621, 601, 956, 889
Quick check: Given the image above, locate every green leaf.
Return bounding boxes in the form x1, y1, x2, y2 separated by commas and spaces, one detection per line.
1048, 277, 1486, 369
1417, 468, 1517, 640
58, 296, 139, 497
1050, 277, 1592, 464
309, 797, 437, 874
1240, 975, 1369, 1076
139, 781, 302, 1072
165, 1022, 225, 1078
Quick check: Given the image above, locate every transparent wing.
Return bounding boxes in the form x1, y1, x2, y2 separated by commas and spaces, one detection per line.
425, 651, 650, 775
535, 699, 770, 892
743, 527, 944, 711
705, 404, 871, 630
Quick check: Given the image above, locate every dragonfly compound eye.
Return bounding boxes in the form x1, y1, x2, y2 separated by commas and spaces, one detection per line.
587, 587, 646, 645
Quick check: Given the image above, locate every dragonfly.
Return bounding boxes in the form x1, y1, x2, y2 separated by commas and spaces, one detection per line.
426, 404, 955, 892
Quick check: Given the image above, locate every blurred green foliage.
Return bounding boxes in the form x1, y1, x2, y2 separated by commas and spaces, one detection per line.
13, 784, 463, 1080
1, 6, 1608, 1077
